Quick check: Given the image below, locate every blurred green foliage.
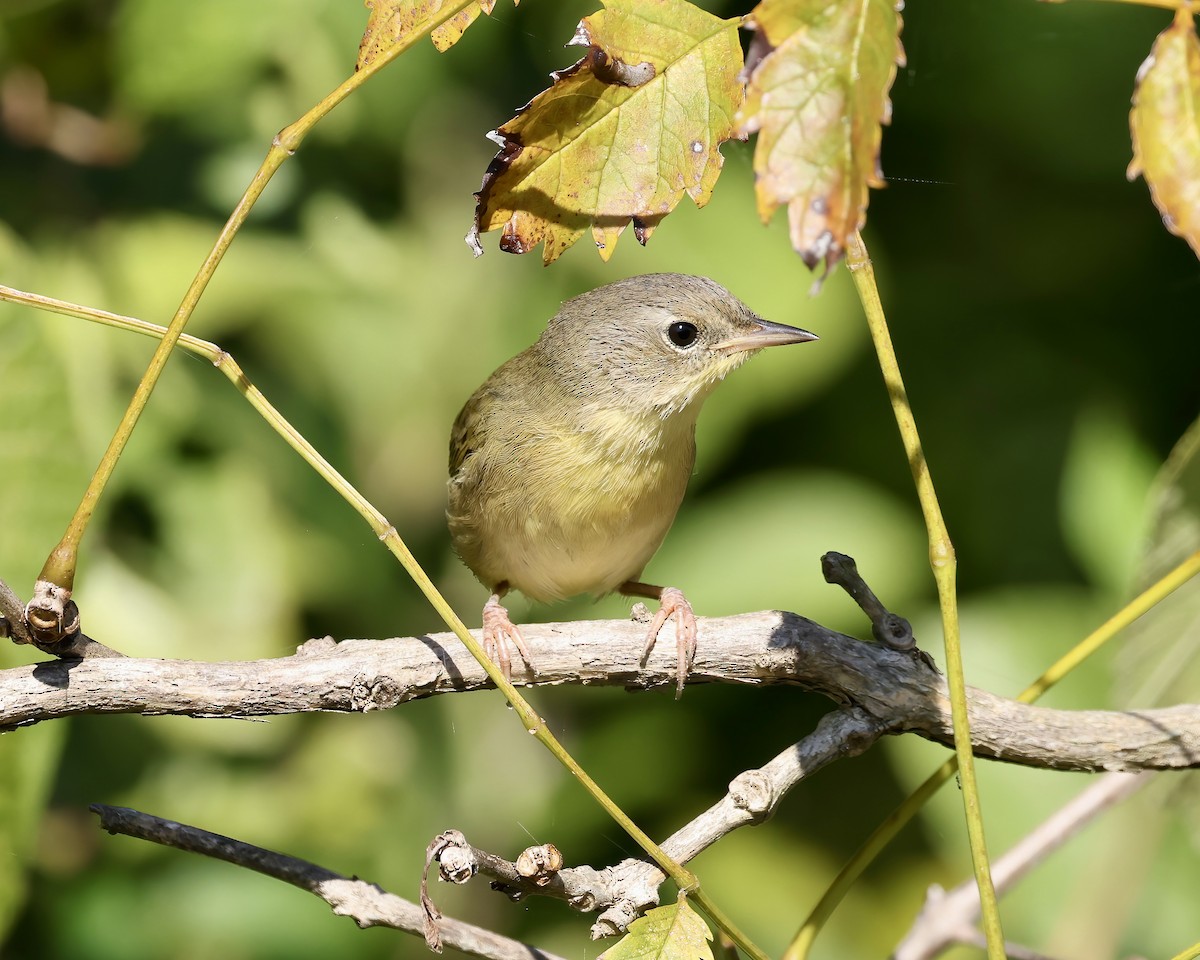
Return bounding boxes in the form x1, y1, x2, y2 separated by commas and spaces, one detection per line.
0, 1, 1198, 958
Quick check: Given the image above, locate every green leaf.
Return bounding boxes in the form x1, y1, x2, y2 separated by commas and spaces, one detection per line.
601, 898, 714, 960
469, 0, 744, 263
736, 0, 904, 275
1128, 7, 1200, 260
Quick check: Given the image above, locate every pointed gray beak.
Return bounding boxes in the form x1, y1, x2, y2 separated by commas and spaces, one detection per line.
712, 318, 819, 353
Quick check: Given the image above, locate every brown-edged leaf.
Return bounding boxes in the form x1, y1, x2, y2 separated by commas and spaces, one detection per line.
736, 0, 904, 276
357, 0, 480, 71
468, 0, 744, 264
1128, 7, 1200, 259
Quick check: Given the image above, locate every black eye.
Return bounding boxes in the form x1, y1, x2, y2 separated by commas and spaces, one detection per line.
667, 321, 698, 347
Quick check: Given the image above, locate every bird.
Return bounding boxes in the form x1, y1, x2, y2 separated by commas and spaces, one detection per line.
447, 273, 818, 694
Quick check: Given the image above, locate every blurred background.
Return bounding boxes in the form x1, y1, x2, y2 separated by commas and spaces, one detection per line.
1, 0, 1198, 957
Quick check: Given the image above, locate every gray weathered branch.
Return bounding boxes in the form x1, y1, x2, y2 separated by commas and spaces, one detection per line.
4, 610, 1199, 777
90, 804, 561, 960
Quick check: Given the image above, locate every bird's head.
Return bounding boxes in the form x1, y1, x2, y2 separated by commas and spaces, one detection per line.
538, 273, 818, 418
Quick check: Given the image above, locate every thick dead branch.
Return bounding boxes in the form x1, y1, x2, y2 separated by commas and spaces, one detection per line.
4, 611, 1199, 776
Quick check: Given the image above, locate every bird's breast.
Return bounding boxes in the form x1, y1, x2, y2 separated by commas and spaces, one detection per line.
449, 406, 696, 603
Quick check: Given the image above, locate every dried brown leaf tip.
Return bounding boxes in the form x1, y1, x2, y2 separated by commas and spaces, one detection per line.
467, 0, 744, 264
1128, 7, 1200, 260
358, 0, 514, 70
736, 0, 905, 278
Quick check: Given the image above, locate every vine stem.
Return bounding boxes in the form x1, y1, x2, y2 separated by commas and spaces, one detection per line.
837, 231, 1005, 959
787, 547, 1200, 955
0, 282, 766, 960
32, 0, 477, 593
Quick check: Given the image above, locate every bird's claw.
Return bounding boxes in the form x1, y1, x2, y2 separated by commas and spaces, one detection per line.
482, 595, 531, 681
640, 586, 697, 698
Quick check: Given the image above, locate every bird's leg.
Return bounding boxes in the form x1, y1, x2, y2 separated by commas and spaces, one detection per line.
620, 580, 697, 698
481, 586, 531, 681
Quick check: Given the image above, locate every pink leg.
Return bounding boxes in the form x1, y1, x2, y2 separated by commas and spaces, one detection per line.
481, 593, 531, 680
638, 585, 697, 698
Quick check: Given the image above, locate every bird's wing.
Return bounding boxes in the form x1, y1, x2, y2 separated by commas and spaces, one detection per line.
448, 391, 486, 477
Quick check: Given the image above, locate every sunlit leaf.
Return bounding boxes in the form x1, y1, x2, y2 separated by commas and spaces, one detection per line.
357, 0, 475, 71
468, 0, 744, 264
1128, 7, 1200, 259
736, 0, 904, 275
431, 0, 518, 52
601, 898, 714, 960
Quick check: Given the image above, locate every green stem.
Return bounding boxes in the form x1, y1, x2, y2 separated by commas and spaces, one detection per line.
2, 283, 771, 952
785, 540, 1200, 956
1169, 938, 1200, 960
1066, 0, 1190, 10
34, 0, 476, 592
843, 231, 1005, 958
690, 890, 769, 960
15, 4, 761, 944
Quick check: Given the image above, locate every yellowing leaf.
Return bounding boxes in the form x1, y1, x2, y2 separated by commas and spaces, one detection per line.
736, 0, 904, 275
601, 898, 714, 960
356, 0, 476, 71
468, 0, 744, 264
431, 0, 517, 53
1128, 7, 1200, 260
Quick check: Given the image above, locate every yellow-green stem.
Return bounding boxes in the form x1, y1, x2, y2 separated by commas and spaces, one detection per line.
843, 231, 1004, 958
786, 542, 1200, 957
690, 891, 769, 960
1169, 939, 1200, 960
35, 0, 475, 592
1064, 0, 1190, 10
2, 283, 772, 957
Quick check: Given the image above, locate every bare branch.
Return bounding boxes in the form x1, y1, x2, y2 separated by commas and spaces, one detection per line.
4, 612, 1199, 778
90, 805, 564, 960
1, 577, 124, 659
893, 771, 1151, 960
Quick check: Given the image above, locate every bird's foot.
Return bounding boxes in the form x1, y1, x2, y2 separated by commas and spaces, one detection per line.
481, 594, 531, 681
640, 586, 697, 698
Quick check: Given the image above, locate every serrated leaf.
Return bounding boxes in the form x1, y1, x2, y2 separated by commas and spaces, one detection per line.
431, 0, 517, 52
1128, 8, 1200, 259
469, 0, 744, 264
736, 0, 904, 275
601, 898, 714, 960
356, 0, 476, 70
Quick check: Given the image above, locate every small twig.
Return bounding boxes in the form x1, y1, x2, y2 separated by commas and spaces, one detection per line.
590, 707, 887, 937
392, 709, 886, 939
893, 771, 1151, 960
89, 805, 563, 960
0, 577, 122, 659
0, 577, 31, 644
822, 551, 916, 651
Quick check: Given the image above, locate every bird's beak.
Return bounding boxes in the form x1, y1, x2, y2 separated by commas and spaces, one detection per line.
712, 318, 819, 353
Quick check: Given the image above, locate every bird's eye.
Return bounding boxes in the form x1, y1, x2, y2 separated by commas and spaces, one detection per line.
667, 321, 699, 348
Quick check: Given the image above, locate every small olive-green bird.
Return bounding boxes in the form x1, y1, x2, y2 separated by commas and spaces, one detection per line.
447, 273, 817, 693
